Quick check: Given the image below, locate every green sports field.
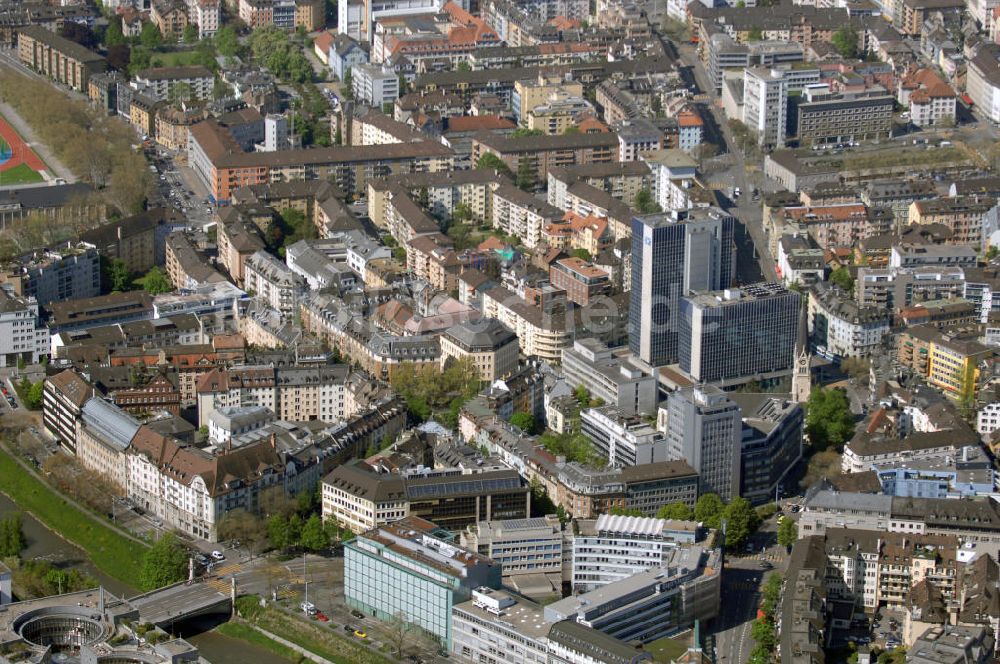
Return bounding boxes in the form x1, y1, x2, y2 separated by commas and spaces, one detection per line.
0, 162, 45, 185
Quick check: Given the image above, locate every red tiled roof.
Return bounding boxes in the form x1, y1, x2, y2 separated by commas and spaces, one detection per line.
313, 31, 334, 54
445, 115, 515, 132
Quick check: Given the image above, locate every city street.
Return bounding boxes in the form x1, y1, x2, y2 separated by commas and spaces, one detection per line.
676, 44, 775, 285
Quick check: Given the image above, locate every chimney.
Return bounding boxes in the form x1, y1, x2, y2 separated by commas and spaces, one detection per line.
270, 432, 277, 450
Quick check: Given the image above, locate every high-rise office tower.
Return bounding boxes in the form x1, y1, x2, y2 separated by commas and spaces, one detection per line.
629, 209, 735, 367
679, 283, 801, 385
665, 386, 742, 502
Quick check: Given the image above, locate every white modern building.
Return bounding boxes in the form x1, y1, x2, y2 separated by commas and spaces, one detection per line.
561, 339, 657, 417
572, 513, 701, 592
352, 63, 400, 107
665, 386, 742, 502
978, 402, 1000, 436
743, 67, 787, 149
0, 286, 48, 368
460, 516, 563, 597
548, 545, 722, 644
580, 406, 668, 467
207, 405, 275, 445
643, 149, 697, 213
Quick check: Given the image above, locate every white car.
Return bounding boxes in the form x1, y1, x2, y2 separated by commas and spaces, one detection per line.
300, 601, 316, 615
210, 550, 225, 561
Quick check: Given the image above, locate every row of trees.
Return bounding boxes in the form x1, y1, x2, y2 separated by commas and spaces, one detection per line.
748, 573, 783, 664
0, 71, 151, 221
607, 495, 764, 552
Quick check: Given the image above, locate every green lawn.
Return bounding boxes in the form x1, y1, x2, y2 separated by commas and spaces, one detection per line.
150, 50, 205, 67
216, 621, 303, 663
0, 163, 44, 186
0, 447, 147, 589
646, 635, 691, 662
255, 608, 396, 664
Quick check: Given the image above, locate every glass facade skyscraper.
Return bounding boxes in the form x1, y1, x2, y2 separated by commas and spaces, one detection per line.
679, 283, 801, 385
629, 209, 735, 367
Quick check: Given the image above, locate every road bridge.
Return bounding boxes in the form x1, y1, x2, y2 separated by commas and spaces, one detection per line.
129, 581, 231, 627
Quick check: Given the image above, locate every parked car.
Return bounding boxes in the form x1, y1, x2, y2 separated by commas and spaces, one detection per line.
353, 629, 367, 639
210, 550, 225, 561
315, 612, 329, 622
301, 601, 316, 615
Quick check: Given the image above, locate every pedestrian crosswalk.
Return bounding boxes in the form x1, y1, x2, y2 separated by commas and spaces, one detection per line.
749, 553, 782, 562
215, 562, 243, 576
204, 562, 244, 593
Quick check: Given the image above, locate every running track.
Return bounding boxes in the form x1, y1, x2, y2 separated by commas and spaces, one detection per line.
0, 113, 45, 173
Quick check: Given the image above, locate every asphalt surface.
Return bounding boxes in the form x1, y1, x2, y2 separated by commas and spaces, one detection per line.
677, 44, 774, 285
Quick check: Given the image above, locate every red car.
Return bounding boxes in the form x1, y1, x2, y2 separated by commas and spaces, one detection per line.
315, 612, 329, 622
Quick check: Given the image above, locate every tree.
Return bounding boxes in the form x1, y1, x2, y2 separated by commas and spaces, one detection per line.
25, 381, 43, 410
105, 20, 126, 47
722, 497, 759, 552
511, 128, 544, 138
516, 158, 537, 191
299, 514, 329, 552
267, 514, 293, 551
831, 26, 858, 58
386, 611, 415, 658
139, 22, 162, 50
777, 517, 797, 548
106, 258, 132, 292
510, 412, 536, 433
217, 509, 267, 560
747, 27, 763, 41
107, 44, 131, 72
182, 24, 199, 43
137, 266, 173, 295
656, 502, 694, 521
694, 493, 725, 529
0, 514, 26, 558
830, 266, 854, 293
476, 153, 511, 175
139, 532, 188, 591
168, 81, 193, 105
986, 245, 999, 260
634, 188, 661, 214
573, 384, 591, 408
569, 248, 592, 262
562, 126, 581, 135
841, 356, 870, 382
805, 387, 855, 450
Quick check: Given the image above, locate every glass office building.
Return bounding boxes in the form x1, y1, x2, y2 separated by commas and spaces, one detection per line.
679, 283, 800, 384
629, 209, 735, 367
344, 516, 501, 648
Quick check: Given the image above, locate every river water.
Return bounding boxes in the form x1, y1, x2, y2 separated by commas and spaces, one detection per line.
0, 493, 292, 664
